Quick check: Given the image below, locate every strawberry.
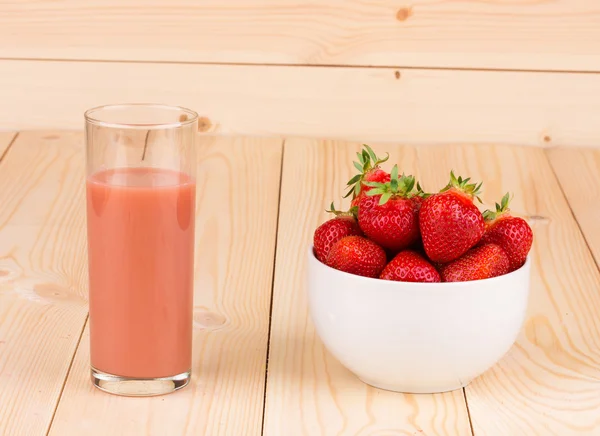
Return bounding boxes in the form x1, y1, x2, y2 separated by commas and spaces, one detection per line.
410, 195, 425, 211
440, 243, 510, 282
326, 236, 387, 278
419, 172, 485, 263
480, 193, 533, 272
345, 144, 390, 208
380, 250, 441, 283
313, 203, 362, 263
408, 182, 430, 249
351, 168, 391, 209
410, 182, 430, 211
353, 191, 379, 219
357, 165, 420, 253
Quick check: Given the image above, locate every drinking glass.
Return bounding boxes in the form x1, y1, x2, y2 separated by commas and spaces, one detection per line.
85, 104, 197, 396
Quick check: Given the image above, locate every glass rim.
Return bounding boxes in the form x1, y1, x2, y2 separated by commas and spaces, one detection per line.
84, 103, 199, 130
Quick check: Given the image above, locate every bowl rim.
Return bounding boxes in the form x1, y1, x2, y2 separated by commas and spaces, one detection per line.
308, 245, 531, 288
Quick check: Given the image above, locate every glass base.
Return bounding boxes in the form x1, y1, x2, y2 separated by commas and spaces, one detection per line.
91, 367, 191, 397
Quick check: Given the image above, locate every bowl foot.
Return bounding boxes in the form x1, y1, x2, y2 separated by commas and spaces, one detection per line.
358, 377, 471, 394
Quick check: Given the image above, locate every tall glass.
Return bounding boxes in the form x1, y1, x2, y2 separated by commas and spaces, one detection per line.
85, 104, 198, 396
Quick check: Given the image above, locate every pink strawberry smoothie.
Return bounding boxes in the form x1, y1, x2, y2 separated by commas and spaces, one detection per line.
86, 167, 195, 378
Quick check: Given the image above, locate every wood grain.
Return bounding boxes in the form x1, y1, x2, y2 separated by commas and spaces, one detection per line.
1, 1, 599, 71
48, 137, 282, 436
547, 147, 600, 267
263, 139, 473, 436
0, 132, 88, 436
409, 144, 600, 435
0, 132, 16, 158
3, 60, 600, 147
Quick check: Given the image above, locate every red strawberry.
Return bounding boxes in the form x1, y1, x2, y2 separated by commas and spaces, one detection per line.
408, 182, 430, 249
410, 195, 424, 210
351, 168, 391, 208
410, 182, 430, 211
440, 243, 510, 282
313, 203, 362, 263
353, 192, 378, 218
480, 193, 533, 272
419, 172, 485, 263
362, 168, 391, 194
326, 236, 387, 278
345, 144, 390, 207
358, 165, 420, 253
380, 250, 441, 283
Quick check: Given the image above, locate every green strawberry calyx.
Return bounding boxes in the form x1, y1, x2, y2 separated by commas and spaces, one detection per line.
343, 144, 389, 199
441, 170, 483, 203
482, 192, 512, 222
364, 165, 415, 206
325, 202, 358, 219
413, 182, 431, 199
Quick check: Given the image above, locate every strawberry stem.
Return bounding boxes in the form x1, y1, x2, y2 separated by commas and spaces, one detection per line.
365, 164, 416, 205
482, 192, 512, 221
343, 144, 389, 199
326, 201, 358, 218
441, 170, 483, 202
413, 182, 431, 199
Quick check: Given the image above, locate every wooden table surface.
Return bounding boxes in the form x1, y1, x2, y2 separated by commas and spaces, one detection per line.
1, 131, 599, 436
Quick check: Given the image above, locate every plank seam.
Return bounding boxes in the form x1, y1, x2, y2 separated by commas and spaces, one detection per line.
2, 57, 600, 75
462, 388, 476, 436
260, 138, 286, 436
0, 132, 19, 164
545, 149, 600, 272
45, 315, 89, 436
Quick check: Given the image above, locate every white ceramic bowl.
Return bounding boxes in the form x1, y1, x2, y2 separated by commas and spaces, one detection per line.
307, 247, 531, 393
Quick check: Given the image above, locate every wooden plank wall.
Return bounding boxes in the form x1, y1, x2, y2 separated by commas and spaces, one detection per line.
0, 0, 599, 145
1, 0, 599, 70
